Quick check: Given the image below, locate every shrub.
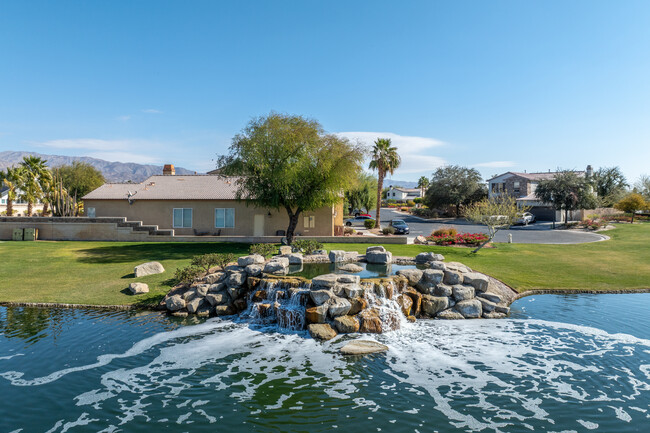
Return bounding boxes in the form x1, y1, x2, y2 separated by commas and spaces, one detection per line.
250, 243, 276, 258
344, 226, 356, 235
413, 197, 423, 204
191, 253, 221, 273
174, 265, 202, 285
406, 200, 415, 207
382, 226, 395, 235
432, 227, 457, 237
292, 239, 324, 255
426, 232, 489, 246
400, 207, 410, 212
412, 208, 439, 219
364, 219, 376, 229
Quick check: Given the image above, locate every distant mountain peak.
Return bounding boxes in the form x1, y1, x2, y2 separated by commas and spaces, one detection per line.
0, 151, 200, 183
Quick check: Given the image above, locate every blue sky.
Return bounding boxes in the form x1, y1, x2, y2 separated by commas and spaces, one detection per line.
1, 0, 649, 183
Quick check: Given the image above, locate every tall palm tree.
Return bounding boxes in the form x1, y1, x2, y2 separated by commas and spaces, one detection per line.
368, 138, 401, 228
20, 156, 48, 216
1, 167, 24, 216
38, 169, 54, 216
417, 176, 430, 198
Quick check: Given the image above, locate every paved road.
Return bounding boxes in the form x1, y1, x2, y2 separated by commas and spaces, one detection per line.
366, 208, 606, 244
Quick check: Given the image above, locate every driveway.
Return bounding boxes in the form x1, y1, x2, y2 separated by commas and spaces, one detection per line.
370, 208, 607, 244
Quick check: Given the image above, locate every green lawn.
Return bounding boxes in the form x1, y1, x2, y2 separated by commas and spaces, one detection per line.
0, 223, 648, 307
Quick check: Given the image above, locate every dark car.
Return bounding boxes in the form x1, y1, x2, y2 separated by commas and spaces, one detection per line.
389, 219, 410, 234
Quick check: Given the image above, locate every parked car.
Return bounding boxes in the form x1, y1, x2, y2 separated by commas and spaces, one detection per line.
389, 219, 410, 234
345, 215, 375, 227
516, 212, 536, 225
350, 209, 371, 217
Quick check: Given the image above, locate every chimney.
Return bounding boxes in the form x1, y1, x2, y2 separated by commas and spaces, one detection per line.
586, 165, 593, 178
163, 164, 175, 176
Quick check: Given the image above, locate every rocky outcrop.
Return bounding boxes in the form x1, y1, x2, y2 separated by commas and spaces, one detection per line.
134, 261, 165, 277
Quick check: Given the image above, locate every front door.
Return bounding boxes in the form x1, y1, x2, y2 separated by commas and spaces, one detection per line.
253, 214, 264, 236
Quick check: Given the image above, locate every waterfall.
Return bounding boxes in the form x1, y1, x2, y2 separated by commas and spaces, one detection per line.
361, 280, 410, 332
245, 280, 310, 332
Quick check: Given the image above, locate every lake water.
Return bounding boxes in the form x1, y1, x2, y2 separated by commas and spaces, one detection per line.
289, 262, 430, 279
1, 293, 649, 432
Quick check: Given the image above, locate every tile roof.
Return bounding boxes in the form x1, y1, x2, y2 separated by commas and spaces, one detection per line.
82, 175, 241, 200
487, 171, 585, 182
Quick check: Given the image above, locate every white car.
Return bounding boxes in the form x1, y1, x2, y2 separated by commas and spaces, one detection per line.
344, 215, 375, 227
516, 212, 536, 225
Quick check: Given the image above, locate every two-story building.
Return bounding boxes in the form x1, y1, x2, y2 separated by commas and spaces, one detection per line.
487, 166, 592, 221
385, 186, 422, 202
0, 186, 44, 216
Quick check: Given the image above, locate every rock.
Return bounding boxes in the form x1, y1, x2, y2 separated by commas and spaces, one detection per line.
333, 316, 360, 333
226, 272, 246, 288
415, 252, 444, 264
308, 323, 337, 341
186, 297, 204, 313
338, 263, 363, 273
310, 289, 334, 306
196, 305, 212, 317
366, 250, 393, 264
285, 253, 303, 265
414, 235, 427, 245
477, 296, 497, 312
455, 299, 482, 319
329, 250, 358, 263
264, 259, 289, 275
416, 269, 444, 293
483, 311, 506, 319
134, 261, 165, 277
328, 297, 352, 317
252, 290, 267, 302
447, 297, 456, 308
397, 294, 414, 316
215, 304, 235, 316
182, 289, 196, 300
443, 270, 462, 285
245, 264, 264, 277
452, 285, 475, 302
193, 284, 208, 297
436, 309, 465, 320
343, 284, 364, 298
359, 309, 382, 334
205, 272, 226, 284
340, 340, 388, 355
396, 268, 423, 286
421, 295, 449, 316
306, 304, 328, 324
227, 287, 241, 300
348, 297, 368, 315
225, 265, 245, 273
312, 274, 339, 289
406, 315, 417, 323
446, 262, 472, 273
171, 311, 188, 317
404, 288, 422, 316
494, 305, 510, 315
237, 254, 265, 267
313, 249, 327, 256
208, 282, 226, 293
430, 261, 446, 271
205, 293, 229, 306
233, 298, 247, 312
279, 245, 293, 255
128, 282, 149, 295
366, 246, 386, 253
463, 272, 489, 292
337, 274, 360, 284
434, 284, 453, 297
478, 292, 502, 304
165, 295, 185, 311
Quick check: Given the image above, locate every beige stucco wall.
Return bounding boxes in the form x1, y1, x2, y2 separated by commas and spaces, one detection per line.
83, 199, 337, 236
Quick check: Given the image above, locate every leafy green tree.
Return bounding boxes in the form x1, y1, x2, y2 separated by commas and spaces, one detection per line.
535, 170, 598, 226
424, 165, 486, 216
634, 175, 650, 200
217, 113, 364, 244
345, 172, 377, 214
614, 193, 648, 223
0, 166, 25, 216
592, 166, 628, 207
53, 161, 105, 199
369, 138, 401, 227
19, 156, 49, 216
417, 176, 430, 197
465, 195, 523, 253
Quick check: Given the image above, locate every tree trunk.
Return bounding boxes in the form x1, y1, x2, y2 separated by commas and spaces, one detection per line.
565, 208, 569, 226
472, 236, 493, 253
285, 206, 302, 245
456, 204, 461, 217
376, 171, 384, 228
42, 202, 49, 216
6, 198, 13, 216
631, 213, 635, 224
27, 201, 33, 217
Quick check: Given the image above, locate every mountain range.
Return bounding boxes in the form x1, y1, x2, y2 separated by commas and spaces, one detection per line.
0, 151, 198, 183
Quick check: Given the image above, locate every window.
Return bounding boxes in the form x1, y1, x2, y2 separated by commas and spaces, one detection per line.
87, 207, 96, 218
215, 208, 235, 228
513, 181, 520, 194
304, 215, 315, 228
0, 198, 5, 204
173, 208, 192, 228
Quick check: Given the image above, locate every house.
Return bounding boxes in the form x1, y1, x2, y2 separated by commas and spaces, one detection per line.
82, 169, 343, 237
0, 186, 44, 216
385, 186, 422, 202
486, 165, 592, 221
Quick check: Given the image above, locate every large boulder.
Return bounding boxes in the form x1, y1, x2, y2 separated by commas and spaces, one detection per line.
165, 295, 185, 311
285, 253, 303, 265
455, 299, 482, 319
306, 304, 328, 324
264, 258, 289, 275
443, 270, 462, 285
310, 289, 334, 306
237, 254, 265, 267
463, 272, 489, 292
186, 297, 205, 313
338, 263, 363, 273
134, 261, 165, 277
478, 292, 502, 304
245, 264, 264, 277
397, 294, 414, 316
446, 262, 472, 274
430, 261, 446, 271
495, 305, 510, 315
433, 284, 453, 297
328, 297, 352, 317
333, 316, 360, 333
340, 340, 389, 355
415, 252, 444, 264
358, 309, 382, 334
226, 272, 246, 288
366, 250, 393, 264
416, 269, 444, 293
308, 323, 337, 341
343, 284, 363, 299
195, 284, 209, 297
414, 235, 428, 245
311, 274, 339, 289
215, 304, 235, 316
477, 296, 497, 312
452, 285, 475, 302
278, 245, 293, 255
205, 272, 225, 284
329, 250, 359, 263
208, 282, 226, 293
366, 246, 386, 253
436, 309, 465, 320
396, 269, 423, 286
348, 297, 368, 315
421, 295, 449, 316
205, 293, 229, 306
128, 282, 149, 295
337, 274, 361, 284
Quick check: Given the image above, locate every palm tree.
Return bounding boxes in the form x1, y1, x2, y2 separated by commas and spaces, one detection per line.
417, 176, 430, 198
1, 167, 24, 216
20, 156, 49, 216
368, 138, 401, 228
38, 169, 54, 216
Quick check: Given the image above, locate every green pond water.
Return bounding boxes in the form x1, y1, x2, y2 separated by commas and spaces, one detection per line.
1, 293, 649, 432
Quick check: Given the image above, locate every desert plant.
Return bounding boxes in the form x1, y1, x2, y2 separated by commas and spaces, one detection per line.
292, 239, 323, 255
382, 226, 395, 235
344, 226, 356, 235
174, 265, 202, 285
432, 227, 458, 237
214, 253, 237, 270
250, 243, 276, 258
191, 253, 222, 273
364, 219, 376, 229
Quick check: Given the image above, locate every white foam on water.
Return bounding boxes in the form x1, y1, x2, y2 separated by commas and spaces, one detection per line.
576, 419, 599, 429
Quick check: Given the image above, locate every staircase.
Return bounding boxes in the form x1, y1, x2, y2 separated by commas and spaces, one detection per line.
116, 219, 174, 236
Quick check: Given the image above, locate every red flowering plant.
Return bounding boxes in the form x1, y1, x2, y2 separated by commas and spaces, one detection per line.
427, 231, 489, 246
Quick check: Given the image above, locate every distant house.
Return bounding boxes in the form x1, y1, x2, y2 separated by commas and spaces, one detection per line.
83, 167, 343, 237
0, 186, 44, 216
487, 165, 593, 221
386, 186, 421, 202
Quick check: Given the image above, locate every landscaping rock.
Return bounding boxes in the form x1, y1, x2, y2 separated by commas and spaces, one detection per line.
340, 340, 388, 355
452, 285, 475, 302
128, 282, 149, 295
434, 284, 453, 297
333, 315, 360, 333
415, 252, 445, 263
396, 268, 423, 286
414, 235, 427, 245
366, 250, 393, 264
443, 270, 462, 285
455, 299, 482, 318
227, 287, 241, 300
343, 284, 364, 298
285, 253, 303, 265
483, 311, 507, 319
205, 293, 229, 306
477, 296, 497, 312
264, 259, 289, 275
205, 272, 226, 284
310, 289, 334, 306
416, 269, 444, 293
329, 250, 358, 263
338, 263, 363, 273
404, 288, 422, 316
196, 305, 212, 317
358, 309, 382, 334
348, 297, 368, 315
478, 292, 502, 304
225, 265, 245, 273
312, 274, 339, 289
446, 262, 472, 273
366, 246, 386, 253
165, 295, 185, 311
279, 245, 293, 255
397, 293, 414, 316
337, 274, 361, 285
237, 254, 265, 267
186, 297, 204, 313
195, 284, 209, 297
494, 305, 510, 315
463, 272, 489, 292
430, 262, 447, 271
208, 282, 226, 293
245, 264, 264, 277
306, 304, 328, 324
421, 295, 449, 316
308, 323, 337, 341
226, 271, 246, 288
215, 304, 235, 316
436, 309, 465, 320
328, 297, 352, 317
134, 261, 165, 277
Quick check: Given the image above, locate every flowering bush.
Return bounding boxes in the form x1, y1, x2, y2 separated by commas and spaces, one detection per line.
580, 218, 604, 230
426, 232, 489, 246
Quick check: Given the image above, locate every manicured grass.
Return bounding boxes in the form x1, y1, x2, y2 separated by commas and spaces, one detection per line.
0, 223, 648, 306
